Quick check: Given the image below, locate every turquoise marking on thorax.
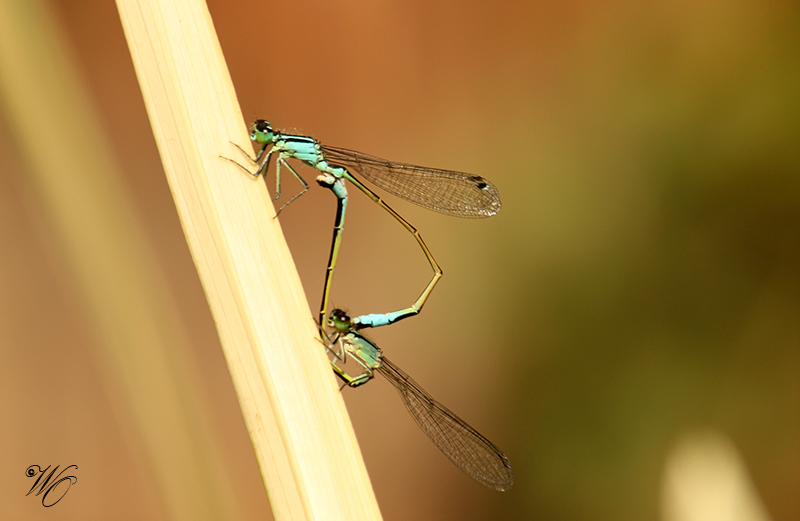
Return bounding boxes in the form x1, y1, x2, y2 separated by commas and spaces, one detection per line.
275, 138, 350, 180
275, 136, 324, 164
344, 332, 382, 370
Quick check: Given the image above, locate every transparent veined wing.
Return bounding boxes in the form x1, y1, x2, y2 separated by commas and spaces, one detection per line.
377, 356, 513, 491
321, 145, 501, 218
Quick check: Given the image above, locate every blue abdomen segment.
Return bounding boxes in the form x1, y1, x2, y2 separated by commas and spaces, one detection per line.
353, 313, 401, 329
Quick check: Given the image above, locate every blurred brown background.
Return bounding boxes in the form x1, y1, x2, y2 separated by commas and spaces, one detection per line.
1, 0, 799, 519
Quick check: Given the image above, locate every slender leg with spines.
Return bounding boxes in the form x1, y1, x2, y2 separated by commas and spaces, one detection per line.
274, 158, 309, 214
223, 143, 308, 215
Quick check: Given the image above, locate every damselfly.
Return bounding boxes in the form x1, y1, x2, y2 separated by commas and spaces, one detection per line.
325, 308, 513, 491
225, 120, 501, 331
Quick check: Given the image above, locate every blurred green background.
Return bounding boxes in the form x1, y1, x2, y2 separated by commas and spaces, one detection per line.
1, 0, 798, 520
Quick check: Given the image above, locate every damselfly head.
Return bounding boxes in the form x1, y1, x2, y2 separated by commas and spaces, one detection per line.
328, 309, 353, 332
250, 119, 276, 145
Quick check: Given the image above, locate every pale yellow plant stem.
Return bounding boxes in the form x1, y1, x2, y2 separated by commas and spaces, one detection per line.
113, 0, 383, 519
